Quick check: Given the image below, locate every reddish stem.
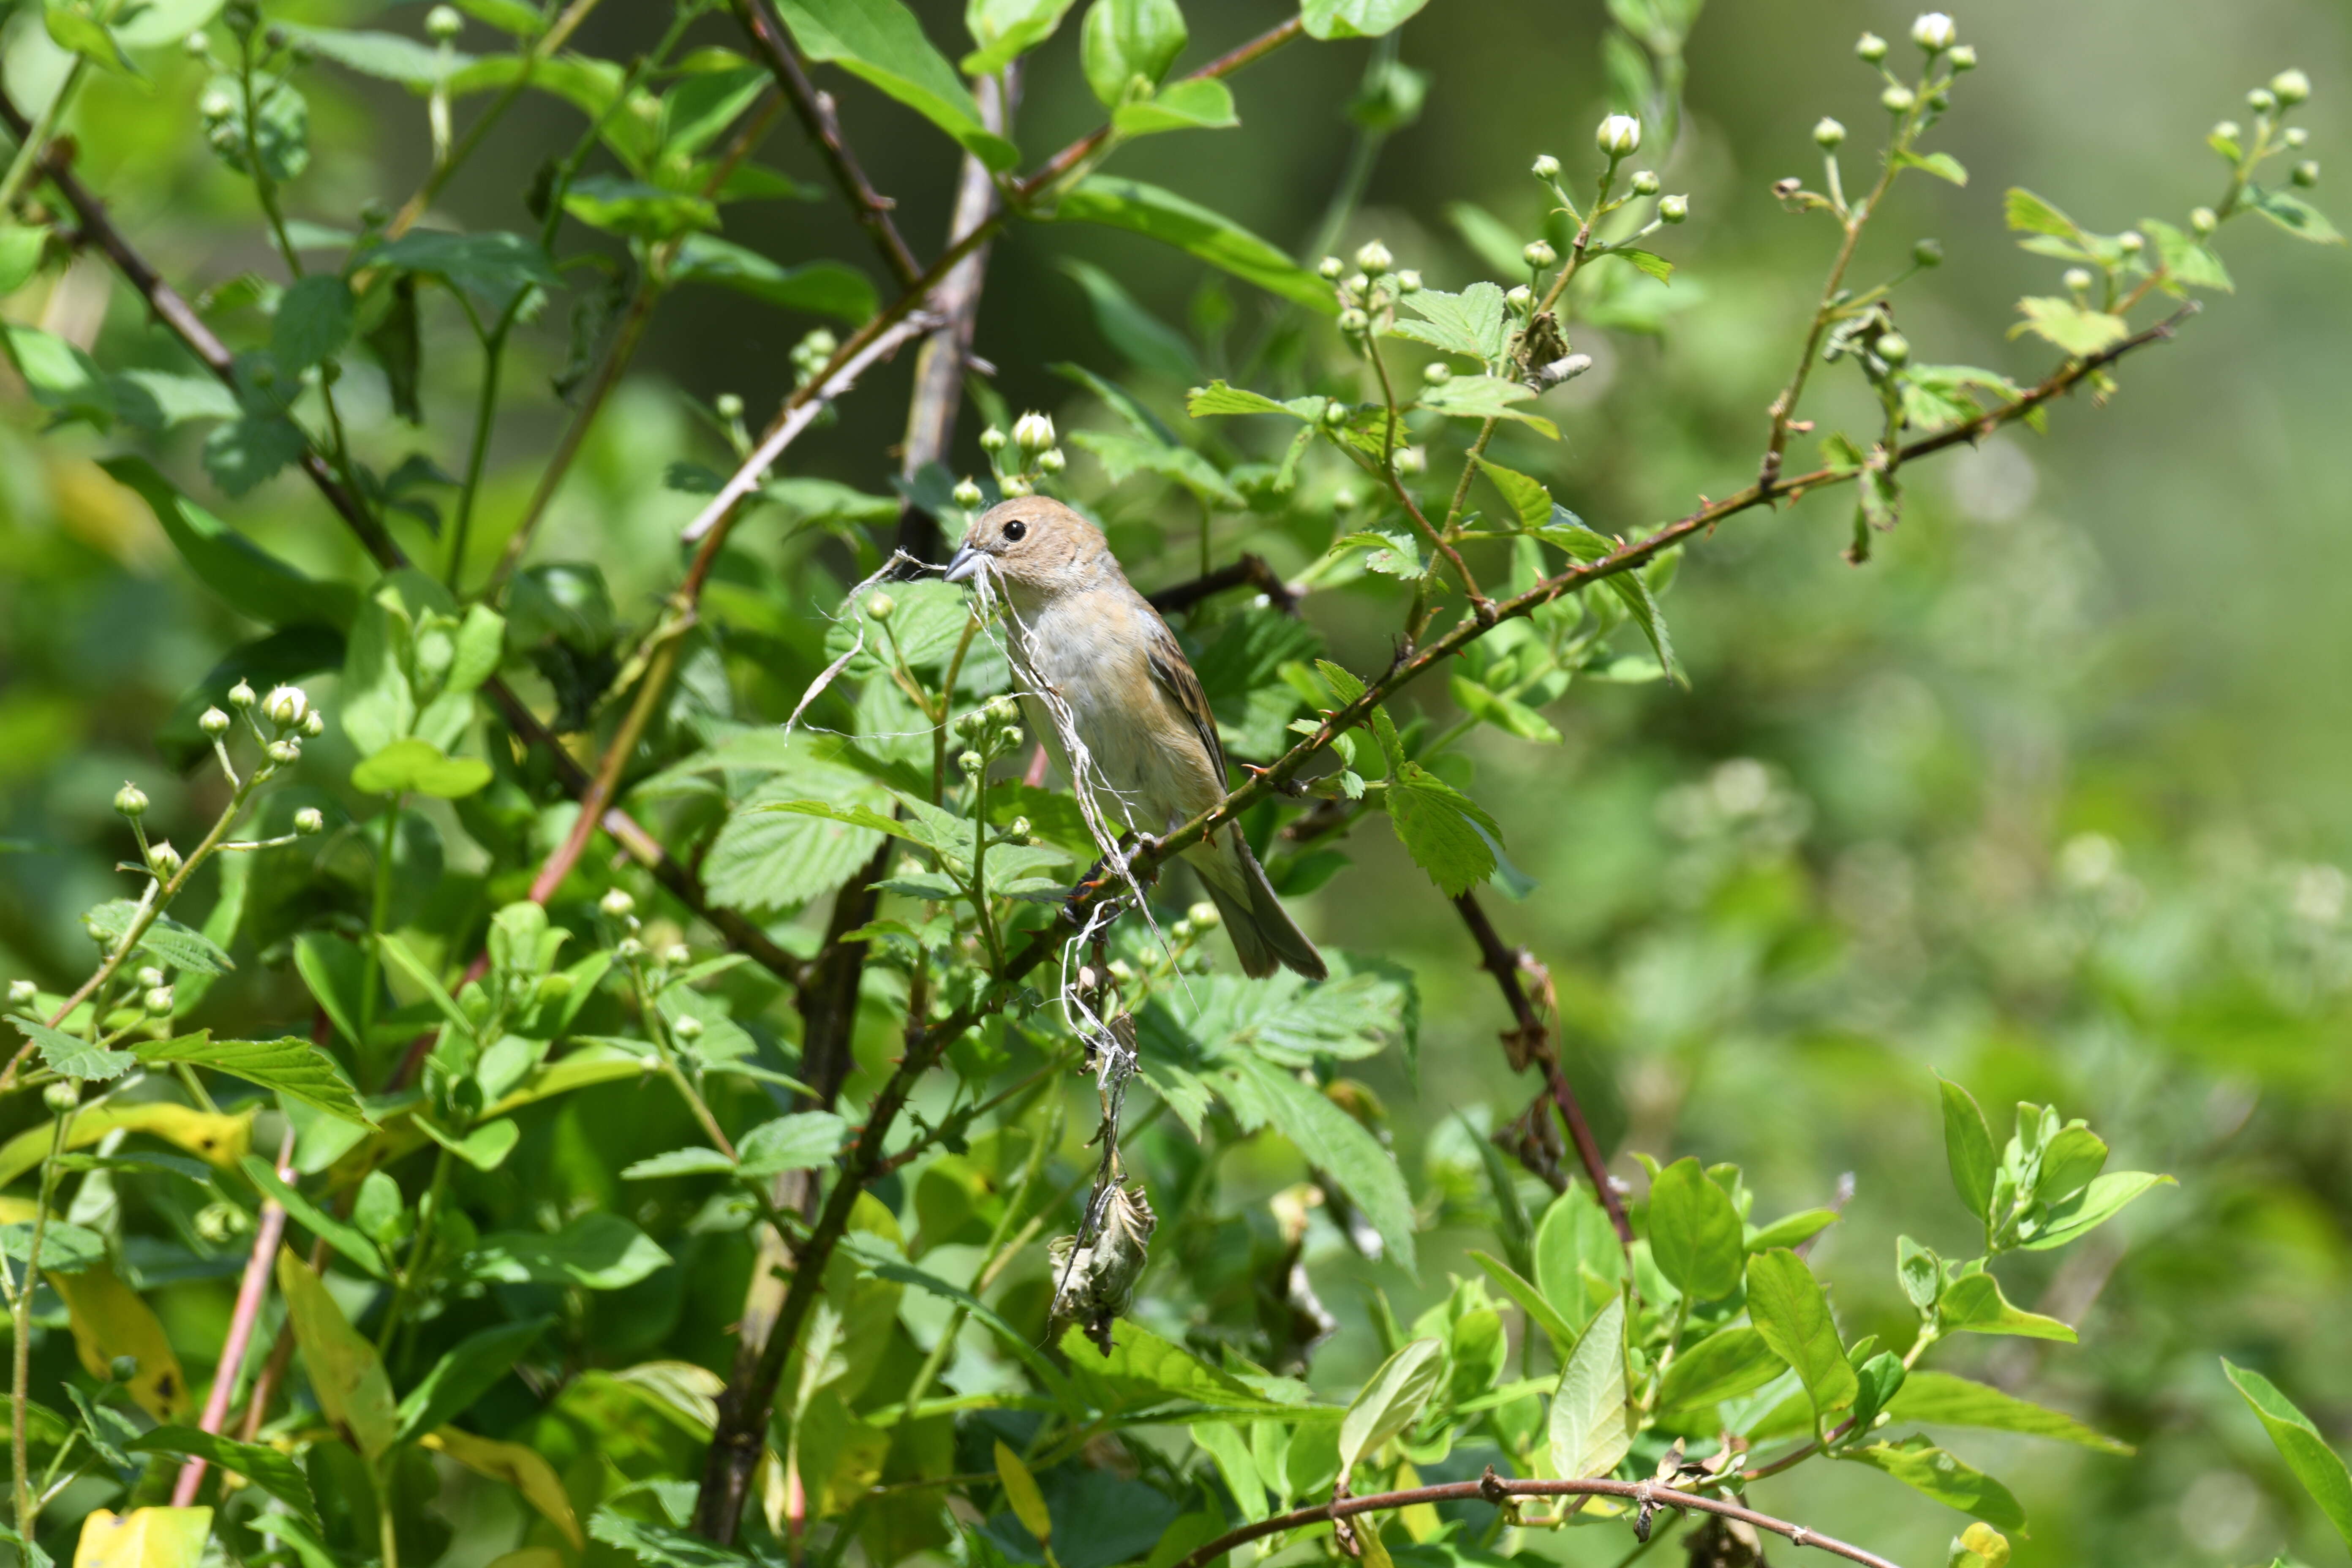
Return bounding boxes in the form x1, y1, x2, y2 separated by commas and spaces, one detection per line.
172, 1128, 294, 1504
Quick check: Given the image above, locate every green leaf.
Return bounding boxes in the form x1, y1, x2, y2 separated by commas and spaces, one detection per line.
1746, 1207, 1840, 1253
278, 23, 473, 85
1068, 429, 1243, 509
773, 0, 1018, 170
2141, 218, 2233, 292
1939, 1076, 1996, 1222
1387, 762, 1503, 898
1135, 956, 1416, 1069
1218, 1054, 1416, 1271
366, 229, 563, 317
109, 369, 241, 432
1893, 149, 1968, 186
0, 226, 44, 297
0, 1220, 106, 1274
1301, 0, 1429, 39
5, 325, 113, 428
396, 1318, 550, 1441
1467, 1250, 1579, 1357
1416, 374, 1557, 438
2252, 188, 2344, 245
2224, 1360, 2352, 1549
1605, 246, 1675, 282
465, 1213, 671, 1289
1604, 558, 1682, 686
417, 1115, 521, 1171
2016, 1171, 2173, 1250
1844, 1437, 2027, 1531
562, 174, 716, 240
82, 903, 239, 977
1450, 675, 1561, 745
100, 456, 356, 628
1079, 0, 1185, 107
1057, 260, 1200, 379
705, 774, 891, 919
1550, 1297, 1630, 1479
1936, 1272, 2076, 1342
1112, 76, 1238, 137
2004, 188, 2082, 241
1339, 1337, 1444, 1478
242, 1156, 388, 1278
351, 736, 495, 799
127, 1426, 321, 1529
1889, 1371, 2133, 1455
1745, 1248, 1857, 1427
204, 412, 310, 497
962, 0, 1079, 74
1657, 1326, 1788, 1416
590, 1511, 753, 1568
844, 1237, 1080, 1411
737, 1111, 849, 1176
1185, 381, 1324, 421
1050, 177, 1337, 313
1059, 1320, 1300, 1414
672, 234, 877, 324
138, 1034, 369, 1124
621, 1146, 736, 1180
1535, 1182, 1622, 1331
376, 932, 475, 1040
1474, 456, 1551, 529
6, 1015, 133, 1081
1648, 1157, 1745, 1301
2011, 296, 2129, 358
278, 1249, 400, 1459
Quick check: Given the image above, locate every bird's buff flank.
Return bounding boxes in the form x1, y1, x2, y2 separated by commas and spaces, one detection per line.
944, 496, 1326, 980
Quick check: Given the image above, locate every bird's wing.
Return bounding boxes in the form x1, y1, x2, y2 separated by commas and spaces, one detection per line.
1138, 600, 1228, 785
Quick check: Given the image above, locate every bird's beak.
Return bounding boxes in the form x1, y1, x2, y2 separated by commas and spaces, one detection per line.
943, 542, 984, 584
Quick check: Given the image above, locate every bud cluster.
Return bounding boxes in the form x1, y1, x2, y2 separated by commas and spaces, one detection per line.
980, 413, 1064, 496
1323, 237, 1418, 343
954, 694, 1027, 768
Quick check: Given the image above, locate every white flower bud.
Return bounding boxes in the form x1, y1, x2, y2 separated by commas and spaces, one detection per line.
228, 681, 256, 709
1421, 361, 1453, 385
1911, 12, 1955, 51
183, 29, 209, 56
2272, 69, 2311, 106
261, 685, 308, 728
148, 841, 182, 879
2118, 230, 2144, 255
1505, 284, 1534, 313
615, 936, 643, 959
1337, 307, 1370, 335
663, 945, 692, 968
1345, 272, 1372, 296
1392, 446, 1426, 476
1532, 153, 1562, 180
1856, 32, 1888, 63
200, 707, 230, 737
199, 87, 235, 120
999, 474, 1033, 497
1814, 117, 1847, 148
8, 979, 37, 1007
672, 1013, 702, 1040
1187, 901, 1219, 928
978, 426, 1007, 454
425, 4, 463, 40
144, 985, 174, 1016
1011, 411, 1056, 453
114, 783, 149, 818
1882, 84, 1916, 114
714, 392, 744, 421
137, 966, 165, 988
952, 478, 984, 509
1595, 114, 1642, 158
1008, 817, 1031, 840
2190, 206, 2218, 236
2293, 160, 2320, 188
1631, 169, 1661, 196
303, 710, 324, 737
2213, 120, 2242, 146
599, 888, 636, 919
1876, 331, 1910, 365
1331, 487, 1358, 513
2247, 88, 2277, 115
865, 592, 895, 622
1318, 255, 1345, 280
2286, 126, 2310, 148
294, 807, 325, 836
1523, 240, 1558, 270
1038, 447, 1067, 475
1394, 269, 1422, 293
2063, 267, 2094, 293
1353, 239, 1393, 275
1946, 43, 1976, 71
1658, 194, 1689, 223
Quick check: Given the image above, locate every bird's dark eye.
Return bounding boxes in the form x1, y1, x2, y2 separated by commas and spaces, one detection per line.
1003, 518, 1027, 542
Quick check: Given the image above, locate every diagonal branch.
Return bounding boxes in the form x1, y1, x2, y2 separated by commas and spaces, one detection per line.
1454, 890, 1632, 1244
1168, 1470, 1906, 1568
1146, 553, 1302, 618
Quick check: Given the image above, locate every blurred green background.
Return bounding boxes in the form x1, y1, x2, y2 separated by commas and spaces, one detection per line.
1, 1, 2347, 1565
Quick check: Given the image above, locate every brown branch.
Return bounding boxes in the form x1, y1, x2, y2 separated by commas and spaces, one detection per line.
1146, 553, 1302, 618
727, 0, 922, 289
1010, 16, 1306, 203
1170, 1470, 1906, 1568
1454, 891, 1632, 1245
172, 1129, 293, 1505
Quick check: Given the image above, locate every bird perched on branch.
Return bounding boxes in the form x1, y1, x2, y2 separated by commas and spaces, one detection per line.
945, 496, 1326, 981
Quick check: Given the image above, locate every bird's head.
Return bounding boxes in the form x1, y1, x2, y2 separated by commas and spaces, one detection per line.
944, 496, 1109, 598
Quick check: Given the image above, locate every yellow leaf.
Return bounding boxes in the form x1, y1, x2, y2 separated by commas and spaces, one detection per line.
425, 1427, 585, 1550
484, 1550, 566, 1568
275, 1250, 397, 1459
51, 1263, 191, 1422
0, 1103, 253, 1187
73, 1507, 212, 1568
995, 1440, 1051, 1543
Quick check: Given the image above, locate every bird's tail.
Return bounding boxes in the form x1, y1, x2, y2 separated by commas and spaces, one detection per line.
1190, 830, 1326, 981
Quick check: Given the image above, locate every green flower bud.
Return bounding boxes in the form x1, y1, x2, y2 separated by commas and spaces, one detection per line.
266, 740, 299, 765
1595, 114, 1642, 158
986, 695, 1019, 724
2213, 120, 2242, 146
615, 936, 643, 960
138, 967, 165, 989
599, 888, 636, 919
1187, 900, 1219, 928
1345, 272, 1372, 297
978, 425, 1007, 453
1505, 284, 1534, 313
664, 944, 692, 968
2190, 206, 2219, 236
147, 841, 182, 879
1009, 817, 1031, 840
294, 807, 324, 836
2272, 69, 2310, 106
865, 592, 895, 621
425, 4, 463, 41
1631, 169, 1661, 196
114, 782, 149, 818
1882, 84, 1916, 114
1856, 31, 1888, 63
1658, 193, 1690, 223
714, 392, 744, 421
1914, 237, 1945, 267
303, 710, 324, 737
144, 985, 174, 1016
952, 478, 983, 508
1531, 154, 1561, 180
199, 88, 235, 120
108, 1355, 138, 1383
1337, 307, 1370, 335
1947, 44, 1976, 71
199, 707, 231, 738
999, 474, 1033, 497
672, 1013, 702, 1040
1394, 269, 1422, 293
1038, 447, 1067, 475
1012, 411, 1056, 452
1876, 331, 1910, 365
1814, 117, 1847, 148
8, 979, 36, 1007
2293, 160, 2320, 187
2063, 266, 2094, 293
261, 684, 307, 728
183, 30, 210, 56
1421, 361, 1453, 385
1353, 239, 1393, 274
1318, 255, 1345, 280
2118, 230, 2144, 255
958, 750, 984, 776
2247, 87, 2277, 115
45, 1083, 79, 1113
1523, 240, 1557, 270
1392, 446, 1427, 477
2286, 126, 2310, 148
1910, 12, 1955, 52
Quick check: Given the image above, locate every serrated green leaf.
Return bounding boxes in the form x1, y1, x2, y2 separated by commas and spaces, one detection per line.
139, 1034, 368, 1124
2252, 188, 2344, 245
1387, 762, 1501, 897
7, 1015, 133, 1081
771, 0, 1016, 169
2011, 297, 2129, 357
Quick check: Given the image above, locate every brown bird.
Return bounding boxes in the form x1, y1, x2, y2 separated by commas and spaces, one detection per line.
944, 496, 1326, 980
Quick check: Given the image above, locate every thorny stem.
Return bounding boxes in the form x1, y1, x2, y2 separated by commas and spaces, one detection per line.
1363, 338, 1487, 608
